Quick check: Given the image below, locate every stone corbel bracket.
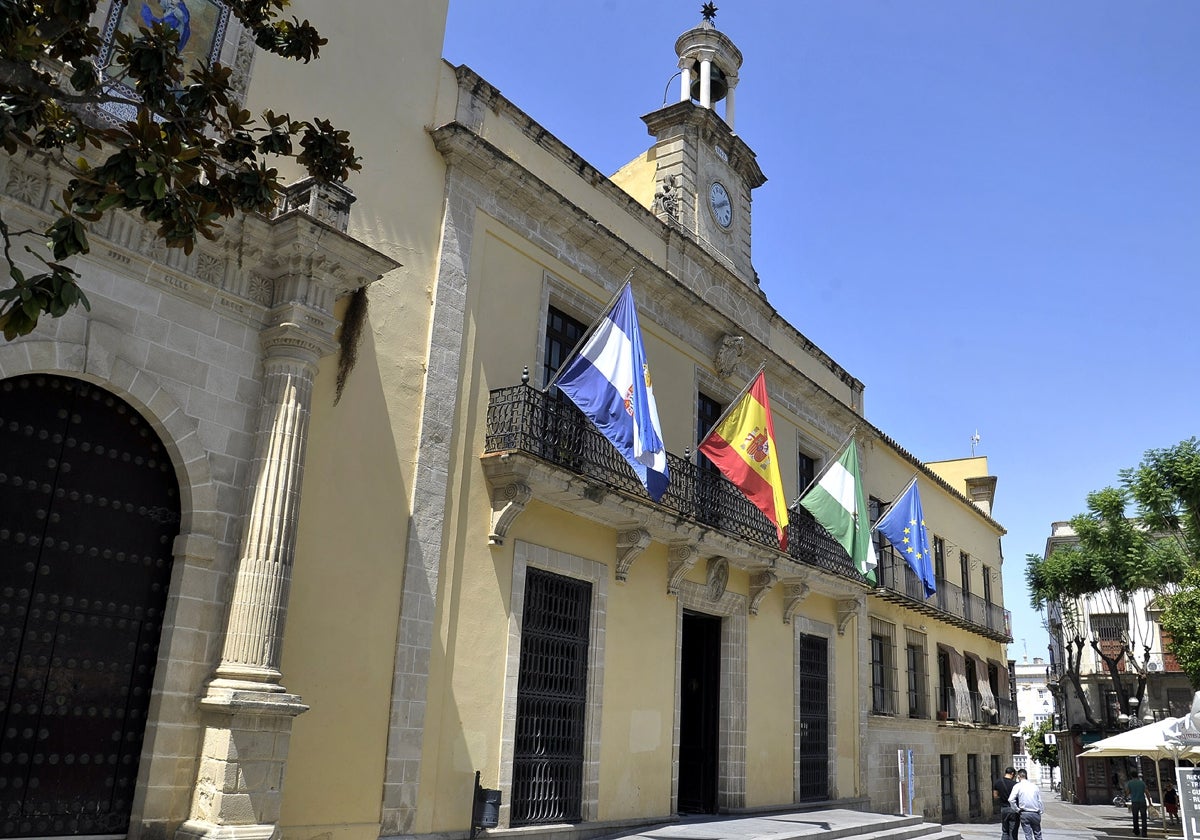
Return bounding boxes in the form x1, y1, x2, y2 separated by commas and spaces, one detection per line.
748, 569, 778, 616
615, 528, 652, 583
489, 482, 532, 545
836, 597, 864, 636
772, 578, 811, 624
666, 543, 699, 596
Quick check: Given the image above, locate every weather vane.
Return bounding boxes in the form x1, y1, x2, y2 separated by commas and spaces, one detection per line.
701, 3, 718, 23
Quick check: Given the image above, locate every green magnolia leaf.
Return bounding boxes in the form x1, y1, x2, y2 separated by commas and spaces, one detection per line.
2, 0, 350, 340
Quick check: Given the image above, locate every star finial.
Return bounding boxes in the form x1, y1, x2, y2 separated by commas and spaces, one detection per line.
701, 3, 718, 23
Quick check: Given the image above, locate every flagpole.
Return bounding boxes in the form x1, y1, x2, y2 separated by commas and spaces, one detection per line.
790, 424, 860, 508
694, 361, 767, 450
870, 473, 920, 533
543, 270, 635, 393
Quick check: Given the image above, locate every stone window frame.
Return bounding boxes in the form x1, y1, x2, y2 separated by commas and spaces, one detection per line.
673, 580, 747, 812
791, 616, 837, 801
536, 271, 605, 390
501, 541, 608, 826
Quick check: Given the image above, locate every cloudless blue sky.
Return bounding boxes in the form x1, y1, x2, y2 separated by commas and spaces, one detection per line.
442, 1, 1200, 661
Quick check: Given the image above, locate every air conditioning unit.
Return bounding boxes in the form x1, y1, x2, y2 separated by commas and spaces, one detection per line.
1147, 661, 1161, 672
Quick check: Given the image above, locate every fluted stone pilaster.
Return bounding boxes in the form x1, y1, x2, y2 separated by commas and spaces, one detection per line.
214, 335, 322, 689
179, 320, 333, 840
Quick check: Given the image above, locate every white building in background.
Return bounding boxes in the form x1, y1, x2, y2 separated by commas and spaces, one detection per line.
1013, 657, 1058, 788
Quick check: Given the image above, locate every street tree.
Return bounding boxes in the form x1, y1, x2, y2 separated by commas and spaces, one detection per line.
1028, 438, 1200, 726
1027, 487, 1190, 728
1022, 717, 1059, 770
1128, 439, 1200, 687
0, 0, 358, 339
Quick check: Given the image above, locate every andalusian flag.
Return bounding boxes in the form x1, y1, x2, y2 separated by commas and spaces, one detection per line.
798, 440, 877, 581
697, 369, 789, 549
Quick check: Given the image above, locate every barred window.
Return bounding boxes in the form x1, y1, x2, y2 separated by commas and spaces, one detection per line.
905, 628, 929, 719
870, 617, 898, 716
1091, 613, 1129, 669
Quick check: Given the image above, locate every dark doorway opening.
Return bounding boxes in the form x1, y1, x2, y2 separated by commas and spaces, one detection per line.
678, 611, 721, 814
0, 374, 180, 838
795, 633, 829, 800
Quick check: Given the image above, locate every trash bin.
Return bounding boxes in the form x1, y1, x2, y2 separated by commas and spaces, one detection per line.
477, 788, 501, 828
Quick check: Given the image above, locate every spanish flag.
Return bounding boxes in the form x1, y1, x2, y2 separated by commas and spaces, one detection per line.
698, 368, 789, 549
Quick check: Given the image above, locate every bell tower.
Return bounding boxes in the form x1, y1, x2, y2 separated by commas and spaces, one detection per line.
643, 4, 766, 288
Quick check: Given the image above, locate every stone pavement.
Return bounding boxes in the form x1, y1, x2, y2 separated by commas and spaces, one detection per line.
943, 793, 1185, 840
594, 790, 1185, 840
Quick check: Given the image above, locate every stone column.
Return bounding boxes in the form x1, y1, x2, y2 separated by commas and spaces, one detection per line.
699, 56, 712, 108
680, 61, 692, 103
178, 313, 335, 840
724, 76, 738, 129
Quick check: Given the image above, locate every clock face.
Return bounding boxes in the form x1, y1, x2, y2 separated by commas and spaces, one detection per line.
709, 181, 732, 228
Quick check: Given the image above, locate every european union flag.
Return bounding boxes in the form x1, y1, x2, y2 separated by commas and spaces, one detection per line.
554, 282, 669, 501
875, 479, 936, 597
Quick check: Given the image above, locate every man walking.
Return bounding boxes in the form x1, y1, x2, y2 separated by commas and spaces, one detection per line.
992, 766, 1018, 840
1126, 771, 1148, 836
1008, 768, 1045, 840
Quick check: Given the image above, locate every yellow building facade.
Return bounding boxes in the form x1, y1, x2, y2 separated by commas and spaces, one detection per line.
0, 5, 1015, 840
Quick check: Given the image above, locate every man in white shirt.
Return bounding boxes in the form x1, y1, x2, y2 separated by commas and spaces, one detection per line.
1008, 769, 1044, 840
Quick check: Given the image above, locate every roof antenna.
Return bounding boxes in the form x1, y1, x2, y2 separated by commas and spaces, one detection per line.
970, 430, 981, 456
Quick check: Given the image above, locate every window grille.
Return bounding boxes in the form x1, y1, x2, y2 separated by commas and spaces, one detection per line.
511, 569, 591, 825
869, 617, 898, 716
990, 756, 1002, 815
940, 754, 957, 821
905, 628, 929, 719
1090, 613, 1129, 669
796, 633, 829, 801
967, 754, 981, 818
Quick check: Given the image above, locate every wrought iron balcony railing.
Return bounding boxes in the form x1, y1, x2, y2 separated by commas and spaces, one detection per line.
874, 549, 1012, 642
484, 383, 866, 584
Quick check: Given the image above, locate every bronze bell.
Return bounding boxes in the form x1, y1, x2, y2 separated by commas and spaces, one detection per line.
689, 63, 727, 103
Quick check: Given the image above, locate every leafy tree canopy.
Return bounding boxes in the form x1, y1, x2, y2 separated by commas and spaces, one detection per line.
1022, 716, 1058, 770
1159, 565, 1200, 688
1029, 439, 1200, 690
0, 0, 359, 339
1025, 485, 1188, 612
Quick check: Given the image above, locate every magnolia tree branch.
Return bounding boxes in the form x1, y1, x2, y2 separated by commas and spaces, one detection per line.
0, 1, 358, 339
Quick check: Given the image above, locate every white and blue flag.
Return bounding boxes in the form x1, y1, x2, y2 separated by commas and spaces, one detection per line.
555, 283, 669, 501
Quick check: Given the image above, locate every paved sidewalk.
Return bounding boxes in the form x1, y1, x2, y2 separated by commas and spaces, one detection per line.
944, 795, 1185, 840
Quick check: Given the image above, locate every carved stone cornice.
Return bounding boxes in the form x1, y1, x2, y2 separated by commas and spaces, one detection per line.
667, 543, 699, 596
488, 482, 532, 546
748, 569, 777, 616
615, 528, 652, 582
836, 597, 864, 636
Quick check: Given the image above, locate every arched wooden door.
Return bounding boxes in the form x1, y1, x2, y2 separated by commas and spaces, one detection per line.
0, 374, 181, 837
